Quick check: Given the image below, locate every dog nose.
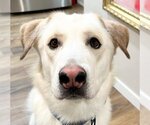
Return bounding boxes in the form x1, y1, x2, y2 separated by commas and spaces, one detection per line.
59, 66, 86, 89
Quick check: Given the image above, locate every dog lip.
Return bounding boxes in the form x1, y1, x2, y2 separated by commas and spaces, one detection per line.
56, 96, 91, 100
62, 94, 85, 100
57, 89, 89, 100
55, 92, 91, 100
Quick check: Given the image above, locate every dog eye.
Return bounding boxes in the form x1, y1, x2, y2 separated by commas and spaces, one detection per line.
88, 37, 101, 49
48, 38, 60, 49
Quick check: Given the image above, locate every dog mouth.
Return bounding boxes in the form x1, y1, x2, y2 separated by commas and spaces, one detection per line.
64, 94, 85, 99
58, 85, 88, 100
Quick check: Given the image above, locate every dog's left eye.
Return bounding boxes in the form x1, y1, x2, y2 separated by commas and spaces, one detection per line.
88, 37, 101, 49
48, 38, 60, 49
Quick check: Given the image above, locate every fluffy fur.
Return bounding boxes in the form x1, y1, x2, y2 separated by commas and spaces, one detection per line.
20, 12, 130, 125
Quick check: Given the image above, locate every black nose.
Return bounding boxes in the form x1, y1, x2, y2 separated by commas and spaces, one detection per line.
75, 72, 86, 83
59, 72, 86, 84
59, 66, 86, 89
59, 72, 70, 84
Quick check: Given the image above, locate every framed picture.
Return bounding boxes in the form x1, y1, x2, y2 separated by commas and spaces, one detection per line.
141, 0, 150, 30
103, 0, 140, 30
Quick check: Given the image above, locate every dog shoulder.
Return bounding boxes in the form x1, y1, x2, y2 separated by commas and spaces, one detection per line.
27, 88, 58, 124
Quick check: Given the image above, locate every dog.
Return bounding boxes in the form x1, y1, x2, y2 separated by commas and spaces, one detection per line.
20, 12, 130, 125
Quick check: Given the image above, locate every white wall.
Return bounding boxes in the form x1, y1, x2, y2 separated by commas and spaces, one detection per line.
84, 0, 140, 109
140, 28, 150, 110
77, 0, 84, 6
0, 0, 10, 13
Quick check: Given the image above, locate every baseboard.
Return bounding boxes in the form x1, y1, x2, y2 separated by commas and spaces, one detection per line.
140, 91, 150, 111
114, 77, 140, 110
77, 0, 84, 6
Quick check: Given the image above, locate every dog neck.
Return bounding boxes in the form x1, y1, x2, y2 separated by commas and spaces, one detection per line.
52, 113, 96, 125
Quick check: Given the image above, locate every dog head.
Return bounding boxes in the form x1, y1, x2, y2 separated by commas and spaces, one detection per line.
20, 12, 130, 100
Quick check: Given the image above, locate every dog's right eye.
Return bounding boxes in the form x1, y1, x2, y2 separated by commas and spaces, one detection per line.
48, 38, 60, 49
88, 37, 101, 49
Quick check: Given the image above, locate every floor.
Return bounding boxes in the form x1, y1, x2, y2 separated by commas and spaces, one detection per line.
141, 106, 150, 125
0, 13, 11, 125
1, 4, 141, 125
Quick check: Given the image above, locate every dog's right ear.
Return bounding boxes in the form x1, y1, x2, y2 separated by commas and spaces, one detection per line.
103, 20, 130, 59
20, 19, 42, 60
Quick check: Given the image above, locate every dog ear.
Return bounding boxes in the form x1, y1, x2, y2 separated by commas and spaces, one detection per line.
104, 20, 130, 59
20, 19, 42, 60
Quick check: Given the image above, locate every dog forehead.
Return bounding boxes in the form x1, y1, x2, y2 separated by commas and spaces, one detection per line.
51, 13, 98, 22
45, 13, 103, 32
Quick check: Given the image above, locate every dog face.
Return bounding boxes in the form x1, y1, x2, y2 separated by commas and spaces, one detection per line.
20, 12, 130, 100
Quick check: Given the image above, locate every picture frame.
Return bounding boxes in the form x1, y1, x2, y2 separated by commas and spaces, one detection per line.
140, 0, 150, 30
103, 0, 141, 30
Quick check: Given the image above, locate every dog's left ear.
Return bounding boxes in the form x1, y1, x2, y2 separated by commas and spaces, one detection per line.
20, 19, 43, 60
103, 20, 130, 59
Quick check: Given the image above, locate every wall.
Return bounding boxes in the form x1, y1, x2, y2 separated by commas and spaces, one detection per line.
140, 28, 150, 110
0, 0, 10, 12
77, 0, 84, 6
84, 0, 140, 109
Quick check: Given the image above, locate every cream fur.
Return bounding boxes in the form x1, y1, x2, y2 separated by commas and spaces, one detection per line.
20, 12, 129, 125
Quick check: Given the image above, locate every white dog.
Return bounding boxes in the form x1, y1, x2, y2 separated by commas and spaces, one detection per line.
20, 12, 130, 125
